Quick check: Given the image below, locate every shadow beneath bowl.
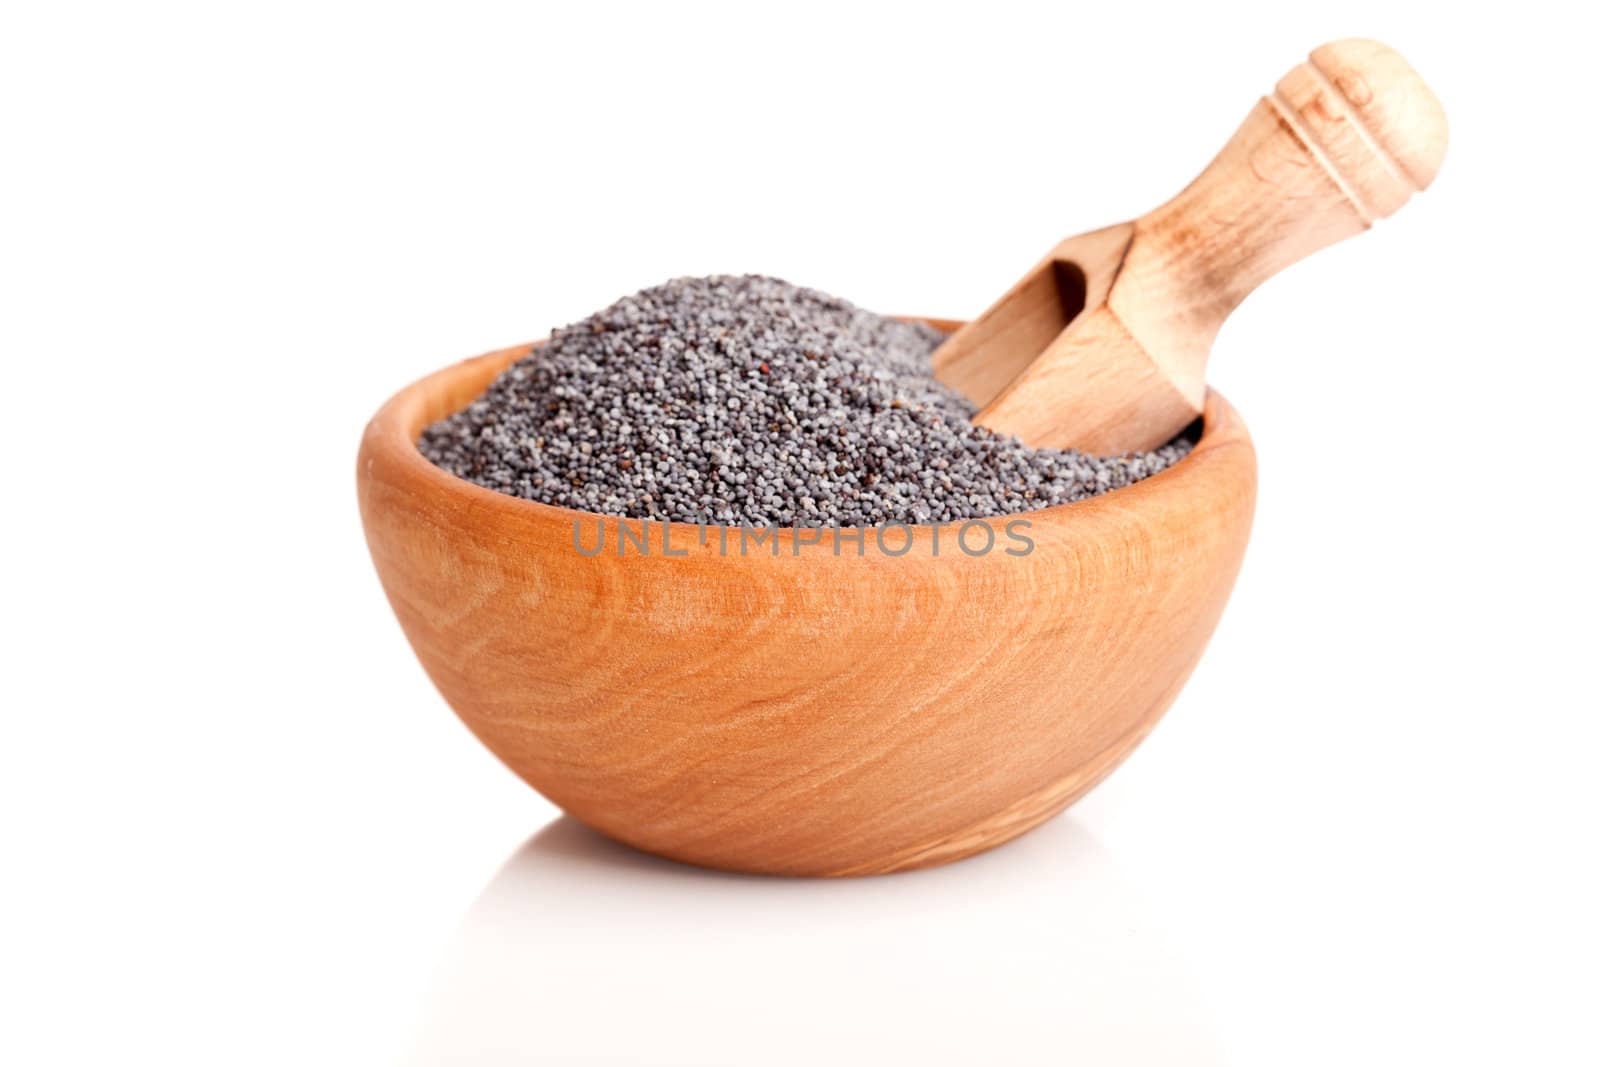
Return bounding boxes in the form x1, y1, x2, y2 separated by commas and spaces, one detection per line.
406, 815, 1225, 1065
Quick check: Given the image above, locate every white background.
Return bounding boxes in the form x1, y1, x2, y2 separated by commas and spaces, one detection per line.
4, 2, 1597, 1064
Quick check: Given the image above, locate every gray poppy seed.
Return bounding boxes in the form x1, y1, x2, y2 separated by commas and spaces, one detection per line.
418, 275, 1194, 526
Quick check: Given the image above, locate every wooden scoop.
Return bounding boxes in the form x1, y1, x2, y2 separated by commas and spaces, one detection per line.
932, 38, 1448, 453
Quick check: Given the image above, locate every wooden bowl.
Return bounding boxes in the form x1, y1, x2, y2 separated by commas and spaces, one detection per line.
357, 328, 1256, 876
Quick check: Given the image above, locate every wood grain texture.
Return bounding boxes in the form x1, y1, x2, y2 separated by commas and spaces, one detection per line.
940, 38, 1447, 454
357, 332, 1257, 877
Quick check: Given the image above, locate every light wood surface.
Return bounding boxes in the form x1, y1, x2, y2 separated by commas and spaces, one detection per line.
358, 333, 1256, 876
933, 38, 1448, 452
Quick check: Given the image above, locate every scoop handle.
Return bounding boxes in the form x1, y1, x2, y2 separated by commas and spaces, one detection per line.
1116, 39, 1449, 387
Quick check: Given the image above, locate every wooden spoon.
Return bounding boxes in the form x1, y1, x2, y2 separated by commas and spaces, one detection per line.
932, 38, 1448, 453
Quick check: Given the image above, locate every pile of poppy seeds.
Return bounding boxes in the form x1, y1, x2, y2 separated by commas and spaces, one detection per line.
419, 275, 1193, 526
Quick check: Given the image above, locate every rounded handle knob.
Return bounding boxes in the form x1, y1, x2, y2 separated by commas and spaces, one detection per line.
1277, 38, 1449, 219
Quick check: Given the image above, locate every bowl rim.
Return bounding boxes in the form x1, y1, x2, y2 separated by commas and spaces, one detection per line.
360, 324, 1252, 535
